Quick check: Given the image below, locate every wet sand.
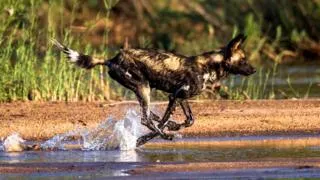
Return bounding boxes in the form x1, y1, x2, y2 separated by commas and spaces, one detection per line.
0, 99, 320, 140
131, 158, 320, 174
1, 158, 320, 178
144, 136, 320, 149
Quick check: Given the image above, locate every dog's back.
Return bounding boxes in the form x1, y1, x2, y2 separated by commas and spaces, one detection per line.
118, 48, 189, 72
107, 48, 198, 92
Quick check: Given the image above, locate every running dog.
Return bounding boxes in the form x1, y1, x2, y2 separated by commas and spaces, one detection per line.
52, 34, 256, 146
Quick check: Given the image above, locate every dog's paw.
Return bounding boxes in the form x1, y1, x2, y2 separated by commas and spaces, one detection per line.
161, 133, 174, 141
136, 137, 146, 147
165, 120, 181, 131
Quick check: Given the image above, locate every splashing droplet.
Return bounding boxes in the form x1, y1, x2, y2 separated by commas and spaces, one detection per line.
3, 133, 26, 152
41, 109, 148, 151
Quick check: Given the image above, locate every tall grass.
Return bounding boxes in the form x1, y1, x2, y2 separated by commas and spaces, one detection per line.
0, 0, 318, 102
0, 1, 120, 102
225, 66, 276, 100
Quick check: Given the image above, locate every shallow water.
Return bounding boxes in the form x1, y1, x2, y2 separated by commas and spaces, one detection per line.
2, 135, 320, 163
1, 109, 320, 179
1, 135, 320, 179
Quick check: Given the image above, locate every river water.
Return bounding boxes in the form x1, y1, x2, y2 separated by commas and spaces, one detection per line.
1, 109, 320, 179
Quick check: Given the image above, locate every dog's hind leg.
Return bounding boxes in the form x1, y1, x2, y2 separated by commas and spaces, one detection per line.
136, 100, 194, 146
136, 95, 179, 146
136, 85, 175, 140
136, 85, 158, 132
108, 64, 164, 135
136, 85, 196, 146
135, 90, 160, 124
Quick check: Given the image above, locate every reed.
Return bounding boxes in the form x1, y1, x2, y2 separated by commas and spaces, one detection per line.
0, 0, 317, 102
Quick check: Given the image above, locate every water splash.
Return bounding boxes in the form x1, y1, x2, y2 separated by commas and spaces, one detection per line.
1, 109, 180, 152
40, 129, 81, 150
41, 109, 148, 151
2, 133, 26, 152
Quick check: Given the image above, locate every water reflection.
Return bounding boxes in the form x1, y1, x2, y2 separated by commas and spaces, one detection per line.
2, 135, 320, 163
138, 146, 320, 162
0, 150, 143, 163
1, 135, 320, 179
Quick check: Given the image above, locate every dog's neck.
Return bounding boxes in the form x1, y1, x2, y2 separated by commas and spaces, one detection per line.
194, 50, 229, 80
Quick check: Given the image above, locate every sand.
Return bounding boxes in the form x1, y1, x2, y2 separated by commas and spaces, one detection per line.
0, 99, 320, 140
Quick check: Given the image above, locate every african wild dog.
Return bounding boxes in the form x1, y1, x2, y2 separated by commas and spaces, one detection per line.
52, 34, 256, 146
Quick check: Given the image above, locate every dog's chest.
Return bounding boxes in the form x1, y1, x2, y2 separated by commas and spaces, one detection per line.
201, 72, 218, 90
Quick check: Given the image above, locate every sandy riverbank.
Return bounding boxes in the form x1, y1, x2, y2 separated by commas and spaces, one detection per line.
0, 99, 319, 140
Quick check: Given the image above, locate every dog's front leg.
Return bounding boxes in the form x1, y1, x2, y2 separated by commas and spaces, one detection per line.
157, 95, 179, 129
150, 111, 161, 122
165, 99, 194, 131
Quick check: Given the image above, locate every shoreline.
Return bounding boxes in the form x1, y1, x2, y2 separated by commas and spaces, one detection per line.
1, 99, 320, 140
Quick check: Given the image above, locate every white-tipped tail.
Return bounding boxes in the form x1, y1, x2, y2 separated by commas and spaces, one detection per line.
68, 49, 80, 62
50, 38, 80, 62
51, 38, 107, 69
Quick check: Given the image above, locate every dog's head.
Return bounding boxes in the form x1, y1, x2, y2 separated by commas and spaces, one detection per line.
223, 34, 256, 76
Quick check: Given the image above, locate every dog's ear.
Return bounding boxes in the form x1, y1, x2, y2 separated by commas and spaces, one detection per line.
225, 34, 247, 60
228, 34, 246, 51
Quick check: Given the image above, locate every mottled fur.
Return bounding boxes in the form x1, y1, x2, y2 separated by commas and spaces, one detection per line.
52, 34, 256, 146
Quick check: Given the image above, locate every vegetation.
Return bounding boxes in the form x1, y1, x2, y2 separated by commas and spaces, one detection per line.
0, 0, 319, 102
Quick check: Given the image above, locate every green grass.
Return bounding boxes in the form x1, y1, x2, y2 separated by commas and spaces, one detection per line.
225, 68, 274, 100
0, 0, 318, 102
0, 1, 111, 102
